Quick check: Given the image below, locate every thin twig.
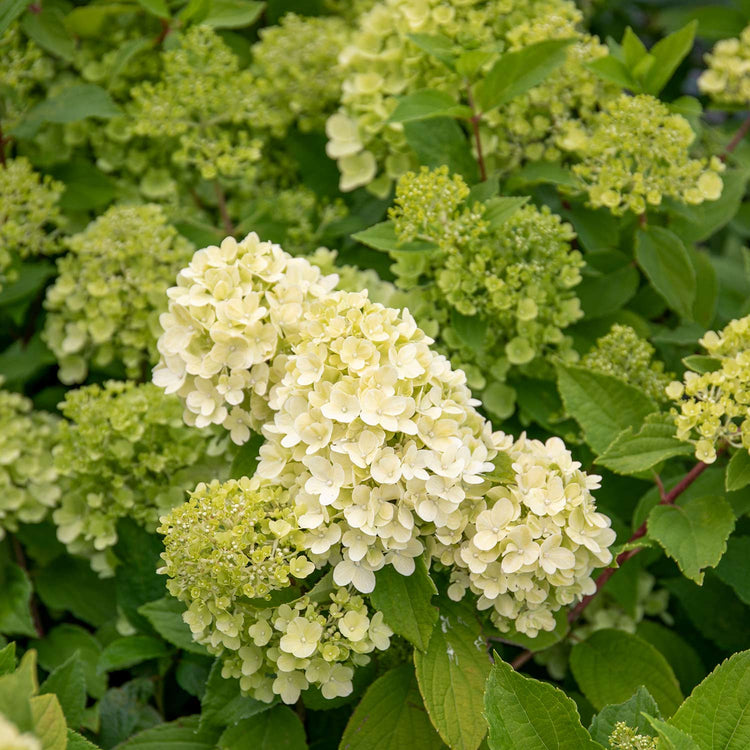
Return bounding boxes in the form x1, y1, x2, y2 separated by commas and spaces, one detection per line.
213, 181, 235, 236
0, 124, 7, 168
465, 86, 487, 182
721, 112, 750, 161
11, 536, 44, 638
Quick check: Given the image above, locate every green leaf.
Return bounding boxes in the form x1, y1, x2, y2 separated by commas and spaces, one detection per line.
230, 431, 265, 480
388, 89, 473, 123
642, 20, 697, 95
202, 0, 265, 28
217, 706, 306, 749
36, 555, 117, 627
136, 0, 170, 17
556, 365, 657, 454
671, 650, 750, 750
0, 262, 56, 309
688, 248, 718, 328
138, 598, 209, 655
644, 716, 700, 750
414, 601, 491, 750
21, 7, 75, 61
67, 729, 101, 750
40, 653, 87, 727
30, 693, 68, 750
98, 636, 172, 673
0, 650, 36, 732
503, 161, 578, 190
341, 665, 446, 750
577, 265, 640, 319
482, 196, 529, 228
648, 495, 735, 584
682, 355, 722, 374
0, 642, 16, 676
109, 36, 151, 81
370, 558, 437, 651
0, 0, 30, 34
13, 84, 121, 139
726, 451, 750, 491
116, 716, 221, 749
570, 630, 683, 716
406, 33, 456, 69
450, 309, 487, 352
597, 413, 693, 475
51, 160, 118, 211
476, 38, 573, 112
715, 536, 750, 605
484, 656, 604, 750
0, 559, 36, 637
586, 55, 637, 90
64, 3, 136, 36
99, 679, 162, 747
635, 227, 696, 320
200, 660, 271, 728
0, 335, 56, 385
588, 686, 661, 745
35, 624, 107, 699
352, 222, 437, 254
404, 117, 480, 184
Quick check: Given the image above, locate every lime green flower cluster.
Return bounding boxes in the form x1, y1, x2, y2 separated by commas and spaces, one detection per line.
0, 157, 63, 288
0, 24, 55, 131
388, 167, 582, 390
609, 724, 657, 750
668, 315, 750, 464
698, 25, 750, 106
325, 0, 614, 193
131, 25, 264, 180
581, 324, 672, 402
43, 204, 193, 384
159, 476, 392, 704
252, 13, 350, 136
564, 94, 725, 215
0, 385, 60, 540
52, 381, 228, 575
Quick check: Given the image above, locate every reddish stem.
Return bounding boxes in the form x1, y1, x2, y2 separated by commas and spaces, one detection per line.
466, 86, 487, 182
11, 536, 44, 638
213, 181, 235, 236
721, 113, 750, 161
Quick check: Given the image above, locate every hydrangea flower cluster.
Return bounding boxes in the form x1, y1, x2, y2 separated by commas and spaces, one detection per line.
0, 713, 40, 750
154, 232, 614, 668
52, 381, 229, 575
387, 167, 582, 393
325, 0, 615, 193
563, 94, 725, 215
667, 315, 750, 464
130, 26, 264, 180
0, 157, 63, 288
698, 24, 750, 107
445, 434, 615, 636
252, 13, 350, 136
159, 476, 392, 704
581, 324, 672, 402
43, 204, 193, 384
608, 724, 657, 750
0, 385, 60, 540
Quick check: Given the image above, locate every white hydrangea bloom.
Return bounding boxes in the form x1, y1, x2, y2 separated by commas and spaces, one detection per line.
155, 233, 615, 637
0, 714, 41, 750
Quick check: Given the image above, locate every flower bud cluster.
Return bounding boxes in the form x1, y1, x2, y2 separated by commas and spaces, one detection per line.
445, 434, 615, 637
564, 94, 725, 215
0, 157, 63, 289
155, 232, 613, 653
608, 724, 658, 750
698, 25, 750, 107
43, 204, 193, 384
130, 26, 264, 181
387, 167, 582, 394
159, 476, 392, 704
0, 385, 60, 540
325, 0, 615, 193
581, 324, 672, 402
668, 315, 750, 464
52, 381, 229, 575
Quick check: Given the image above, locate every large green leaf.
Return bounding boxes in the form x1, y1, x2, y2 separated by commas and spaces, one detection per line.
570, 630, 683, 716
635, 227, 696, 320
671, 650, 750, 750
30, 693, 68, 750
556, 365, 657, 454
388, 89, 472, 123
484, 657, 603, 750
476, 38, 573, 112
404, 117, 480, 184
201, 0, 264, 28
340, 665, 446, 750
642, 21, 697, 95
645, 716, 701, 750
218, 706, 306, 749
352, 222, 437, 254
726, 451, 750, 492
117, 716, 221, 749
597, 413, 693, 475
98, 635, 172, 673
588, 686, 660, 745
715, 536, 750, 605
648, 495, 735, 584
21, 7, 75, 61
0, 0, 30, 34
414, 602, 491, 750
370, 558, 437, 651
200, 660, 271, 728
40, 653, 87, 727
0, 559, 36, 637
138, 597, 209, 655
